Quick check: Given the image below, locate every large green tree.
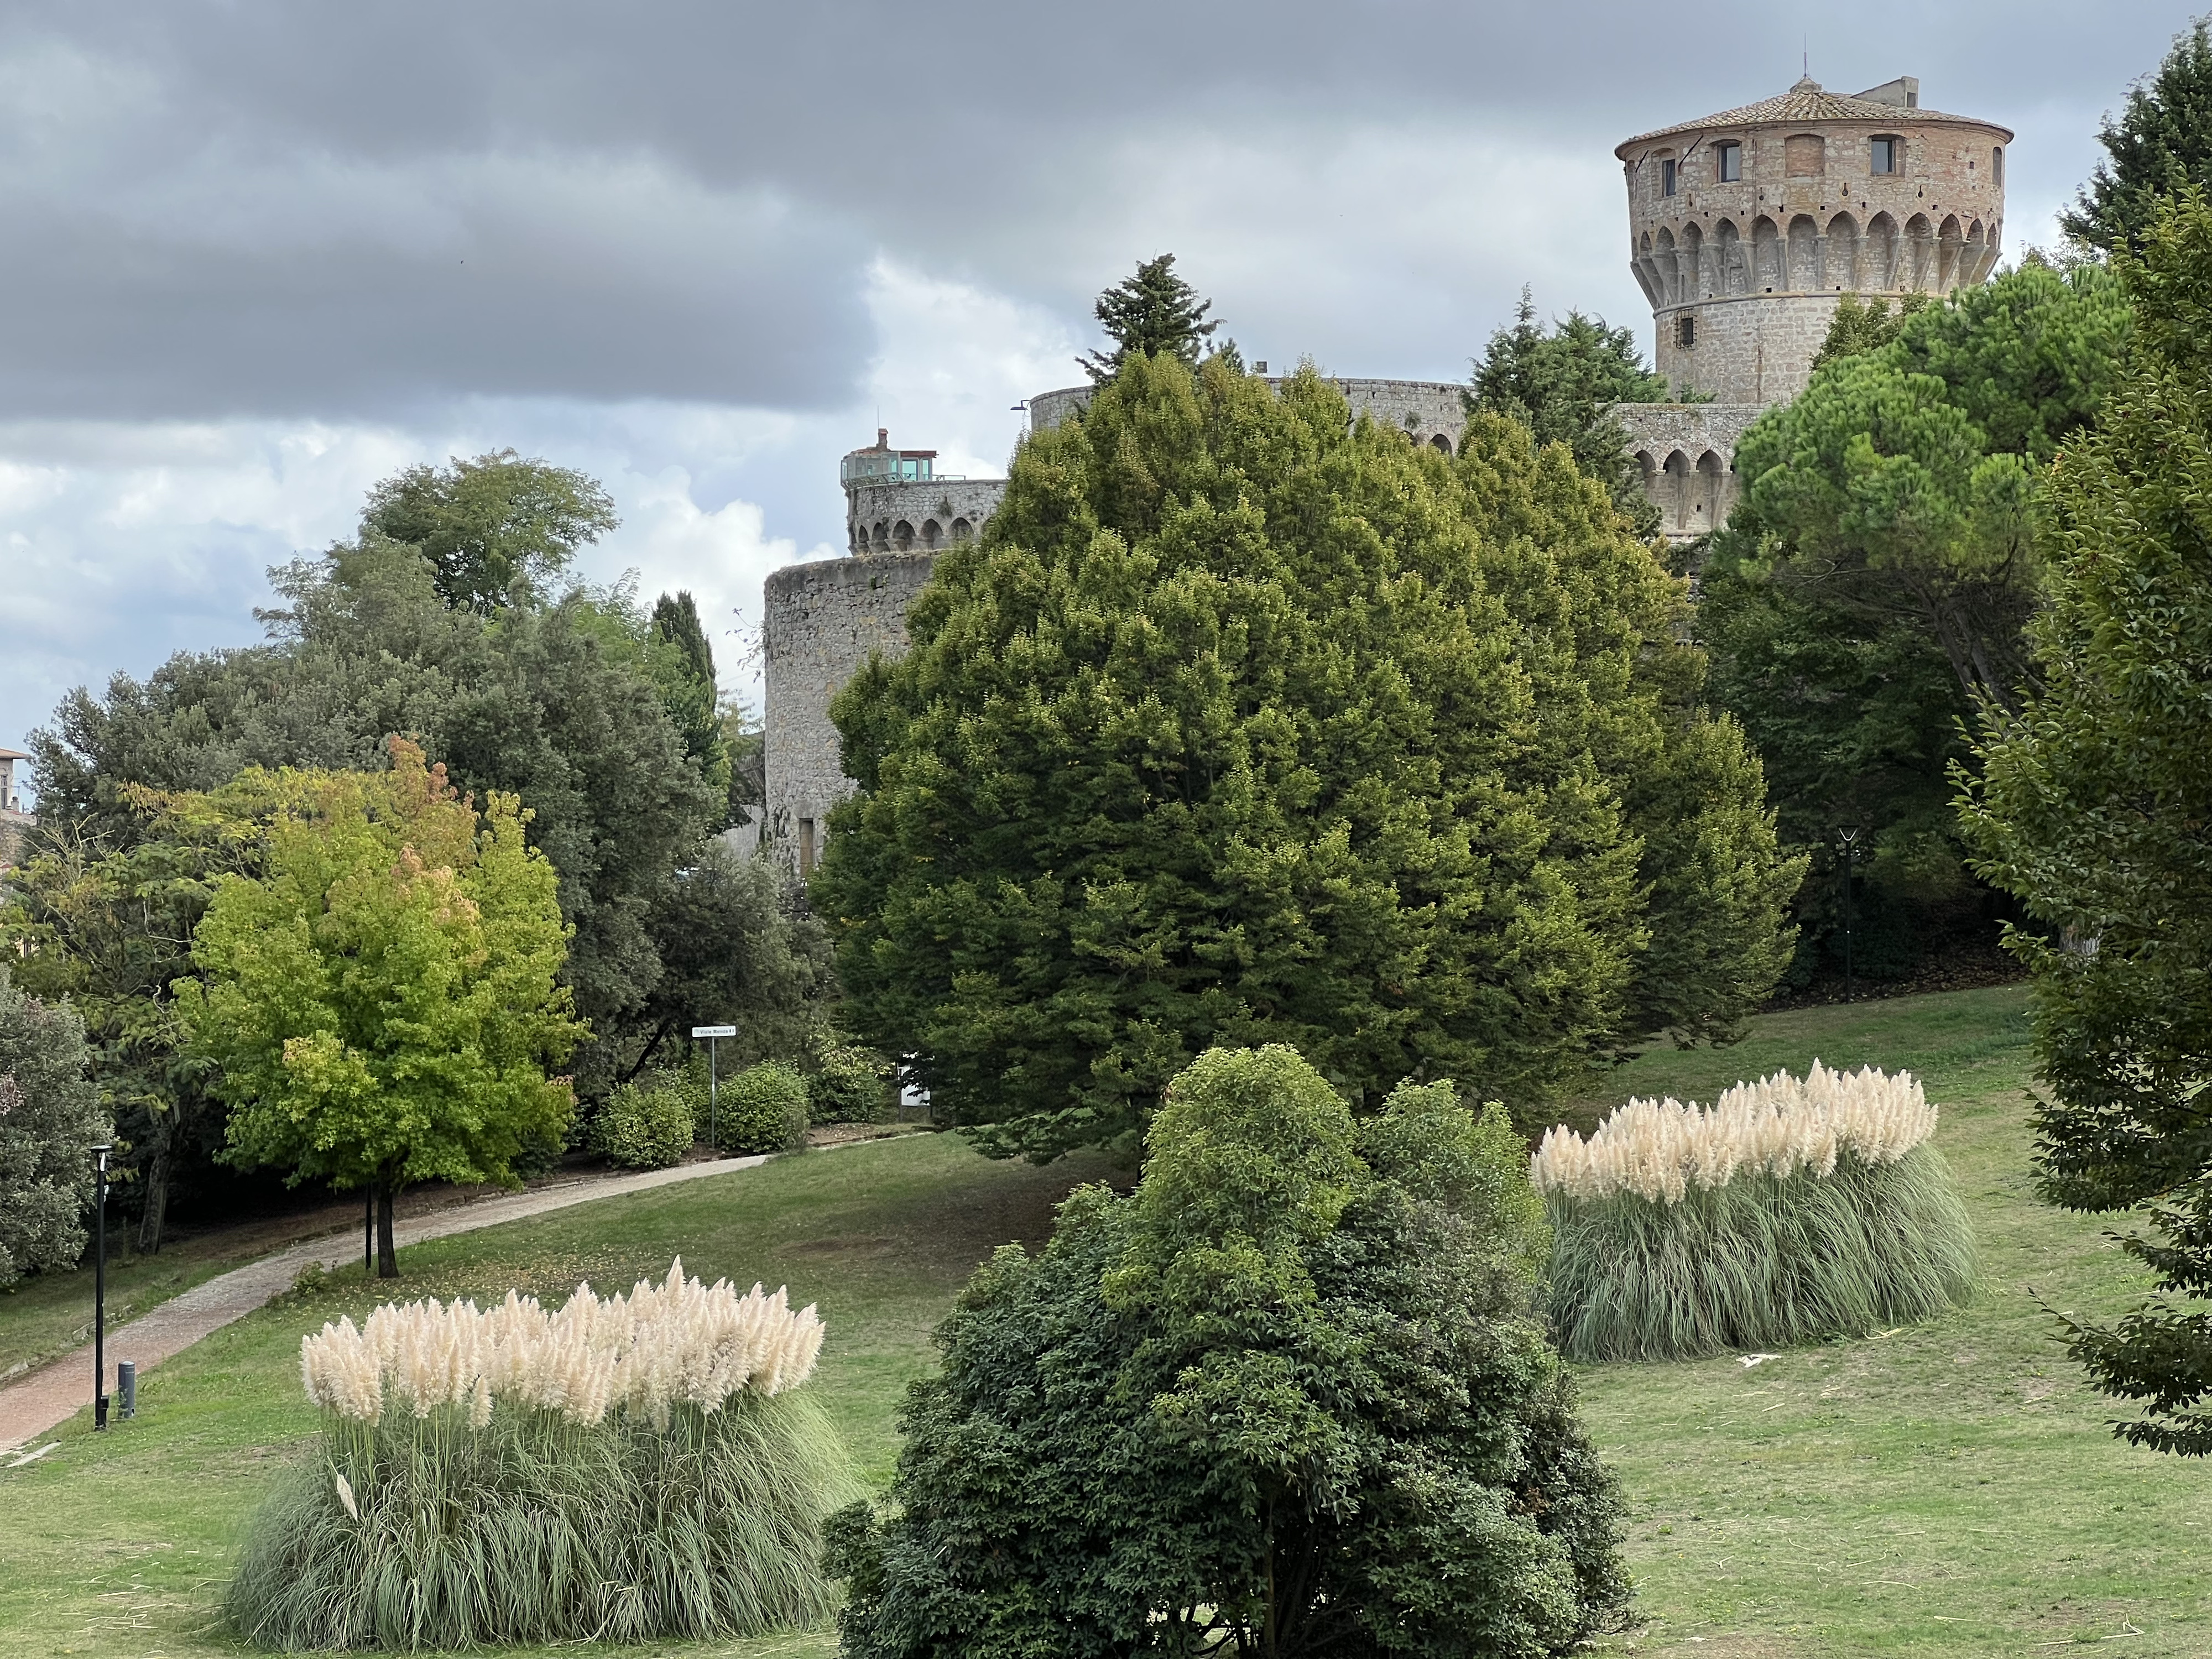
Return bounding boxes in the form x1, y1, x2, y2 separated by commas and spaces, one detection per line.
819, 355, 1797, 1160
828, 1045, 1627, 1656
1698, 258, 2132, 986
4, 826, 224, 1251
0, 963, 108, 1288
2063, 18, 2212, 254
30, 529, 725, 1096
175, 740, 584, 1275
1468, 290, 1673, 536
363, 448, 618, 613
1960, 191, 2212, 1453
1079, 254, 1219, 383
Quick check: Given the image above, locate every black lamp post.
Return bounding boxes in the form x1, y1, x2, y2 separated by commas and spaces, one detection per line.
92, 1144, 111, 1431
1837, 827, 1862, 1004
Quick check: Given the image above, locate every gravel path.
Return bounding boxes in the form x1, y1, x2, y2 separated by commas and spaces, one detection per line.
0, 1153, 773, 1454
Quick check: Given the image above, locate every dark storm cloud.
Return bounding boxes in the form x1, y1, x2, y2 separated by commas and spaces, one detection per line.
0, 0, 2193, 421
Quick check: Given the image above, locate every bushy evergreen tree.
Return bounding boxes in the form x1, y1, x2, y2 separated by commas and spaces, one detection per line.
2063, 19, 2212, 254
828, 1045, 1627, 1656
1961, 191, 2212, 1453
0, 963, 107, 1287
1468, 290, 1673, 535
1079, 254, 1218, 382
819, 356, 1796, 1159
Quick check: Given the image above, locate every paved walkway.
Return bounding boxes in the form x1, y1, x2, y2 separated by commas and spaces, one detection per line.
0, 1153, 773, 1454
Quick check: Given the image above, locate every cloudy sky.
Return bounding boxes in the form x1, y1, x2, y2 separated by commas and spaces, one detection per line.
0, 0, 2195, 787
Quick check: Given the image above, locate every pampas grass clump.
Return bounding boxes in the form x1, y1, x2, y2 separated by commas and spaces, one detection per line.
1536, 1065, 1976, 1362
227, 1261, 855, 1652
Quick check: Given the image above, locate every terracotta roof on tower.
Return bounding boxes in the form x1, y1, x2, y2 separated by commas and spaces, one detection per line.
1616, 78, 2013, 155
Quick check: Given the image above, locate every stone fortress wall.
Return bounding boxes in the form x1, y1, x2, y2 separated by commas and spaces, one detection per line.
843, 476, 1008, 556
1613, 75, 2009, 542
759, 551, 938, 873
758, 73, 2012, 866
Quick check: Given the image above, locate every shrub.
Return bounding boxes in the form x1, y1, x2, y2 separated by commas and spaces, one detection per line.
1537, 1063, 1977, 1361
723, 1062, 808, 1154
0, 962, 107, 1287
226, 1262, 854, 1651
808, 1044, 890, 1124
591, 1075, 695, 1169
828, 1046, 1629, 1657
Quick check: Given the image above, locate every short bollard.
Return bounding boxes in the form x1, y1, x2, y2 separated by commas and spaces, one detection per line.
117, 1360, 136, 1421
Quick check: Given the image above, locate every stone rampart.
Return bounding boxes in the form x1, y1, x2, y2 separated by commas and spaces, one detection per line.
1613, 403, 1766, 541
1030, 377, 1469, 455
844, 477, 1009, 555
761, 551, 939, 873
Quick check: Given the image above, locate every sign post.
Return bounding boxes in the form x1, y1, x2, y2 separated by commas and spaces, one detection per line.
692, 1025, 737, 1154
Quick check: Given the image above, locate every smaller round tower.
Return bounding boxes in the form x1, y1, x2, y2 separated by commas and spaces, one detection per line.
1618, 75, 2011, 406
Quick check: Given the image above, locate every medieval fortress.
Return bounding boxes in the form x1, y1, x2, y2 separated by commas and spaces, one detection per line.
759, 75, 2011, 871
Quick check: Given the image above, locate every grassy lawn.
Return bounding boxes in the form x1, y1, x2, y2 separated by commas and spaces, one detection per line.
0, 1134, 1122, 1658
2, 985, 2206, 1656
1571, 986, 2212, 1657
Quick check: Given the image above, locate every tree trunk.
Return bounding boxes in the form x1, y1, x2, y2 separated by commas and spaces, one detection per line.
375, 1178, 400, 1278
137, 1117, 174, 1255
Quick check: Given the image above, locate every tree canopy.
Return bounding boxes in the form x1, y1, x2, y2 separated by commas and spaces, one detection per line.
1697, 259, 2132, 987
0, 963, 107, 1288
2063, 19, 2212, 254
174, 739, 583, 1275
362, 448, 618, 613
1960, 191, 2212, 1453
29, 531, 727, 1095
1467, 290, 1674, 535
828, 1045, 1627, 1656
818, 354, 1797, 1160
1079, 254, 1219, 383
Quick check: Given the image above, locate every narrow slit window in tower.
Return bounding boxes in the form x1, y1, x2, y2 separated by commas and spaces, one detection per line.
1661, 158, 1677, 196
1714, 143, 1741, 183
799, 818, 816, 877
1871, 136, 1901, 175
1991, 146, 2004, 184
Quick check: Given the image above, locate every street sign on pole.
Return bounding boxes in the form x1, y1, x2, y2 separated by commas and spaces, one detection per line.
692, 1026, 737, 1152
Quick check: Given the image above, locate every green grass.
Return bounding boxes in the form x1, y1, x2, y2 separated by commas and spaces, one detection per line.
6, 986, 2212, 1656
1572, 987, 2212, 1657
0, 1134, 1121, 1657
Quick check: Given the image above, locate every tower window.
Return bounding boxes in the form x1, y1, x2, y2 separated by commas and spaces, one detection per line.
1992, 145, 2004, 184
1871, 136, 1901, 175
1661, 158, 1677, 196
1677, 315, 1696, 349
1714, 142, 1741, 182
799, 818, 816, 877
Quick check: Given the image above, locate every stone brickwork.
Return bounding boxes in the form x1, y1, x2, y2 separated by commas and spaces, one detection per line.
1030, 377, 1468, 455
1614, 75, 2011, 520
1613, 403, 1766, 541
844, 476, 1009, 555
761, 551, 938, 873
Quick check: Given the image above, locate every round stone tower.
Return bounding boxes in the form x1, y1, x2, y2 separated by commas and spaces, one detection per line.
1618, 75, 2011, 406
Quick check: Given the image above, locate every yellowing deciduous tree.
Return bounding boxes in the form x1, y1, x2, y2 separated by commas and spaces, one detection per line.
175, 739, 583, 1274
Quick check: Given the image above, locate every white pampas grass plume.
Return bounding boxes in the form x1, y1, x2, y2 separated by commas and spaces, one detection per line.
1531, 1062, 1938, 1205
297, 1259, 827, 1430
333, 1472, 359, 1521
